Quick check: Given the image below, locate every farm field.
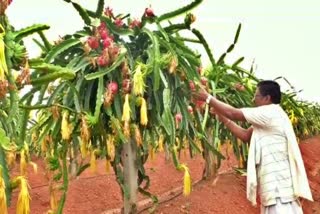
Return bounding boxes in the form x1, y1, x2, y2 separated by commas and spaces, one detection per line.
8, 136, 320, 214
2, 1, 320, 214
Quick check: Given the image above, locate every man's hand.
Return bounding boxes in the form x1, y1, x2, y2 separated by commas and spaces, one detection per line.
209, 107, 216, 116
191, 84, 210, 102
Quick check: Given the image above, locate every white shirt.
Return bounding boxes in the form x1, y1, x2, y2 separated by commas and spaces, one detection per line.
241, 104, 313, 206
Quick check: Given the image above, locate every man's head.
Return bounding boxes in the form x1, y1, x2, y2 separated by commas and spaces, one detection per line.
253, 80, 281, 106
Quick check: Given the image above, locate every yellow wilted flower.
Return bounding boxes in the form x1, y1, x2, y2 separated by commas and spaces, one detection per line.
0, 166, 8, 214
292, 117, 298, 125
195, 138, 203, 153
148, 145, 155, 162
0, 24, 8, 81
122, 94, 131, 122
297, 137, 300, 143
31, 132, 37, 144
20, 149, 27, 175
70, 146, 75, 160
176, 137, 181, 148
6, 151, 15, 168
178, 164, 191, 196
90, 149, 97, 173
133, 64, 146, 96
168, 56, 178, 74
24, 143, 29, 156
80, 140, 89, 158
123, 121, 131, 138
239, 155, 244, 169
16, 61, 30, 86
20, 143, 31, 175
41, 137, 48, 153
105, 159, 111, 174
106, 135, 115, 161
140, 98, 148, 126
134, 125, 142, 146
158, 135, 164, 152
50, 106, 60, 121
289, 110, 298, 125
61, 111, 73, 141
173, 145, 178, 160
216, 140, 221, 152
49, 187, 58, 213
225, 139, 232, 159
237, 138, 242, 147
80, 115, 91, 143
16, 176, 30, 214
29, 162, 38, 174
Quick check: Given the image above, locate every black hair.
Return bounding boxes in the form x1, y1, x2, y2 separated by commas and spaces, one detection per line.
257, 80, 281, 104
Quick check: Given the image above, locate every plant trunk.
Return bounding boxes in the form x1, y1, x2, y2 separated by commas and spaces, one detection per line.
122, 139, 138, 214
202, 128, 218, 179
69, 146, 78, 179
164, 143, 171, 163
0, 146, 11, 206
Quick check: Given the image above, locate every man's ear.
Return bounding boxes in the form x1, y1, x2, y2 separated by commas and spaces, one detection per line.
266, 95, 272, 103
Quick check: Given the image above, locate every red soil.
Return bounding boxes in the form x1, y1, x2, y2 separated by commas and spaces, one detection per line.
7, 136, 320, 214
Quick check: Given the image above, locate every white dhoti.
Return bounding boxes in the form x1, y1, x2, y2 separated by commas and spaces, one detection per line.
262, 198, 303, 214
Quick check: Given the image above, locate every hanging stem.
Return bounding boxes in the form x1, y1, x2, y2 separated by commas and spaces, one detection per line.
57, 144, 69, 214
157, 0, 203, 22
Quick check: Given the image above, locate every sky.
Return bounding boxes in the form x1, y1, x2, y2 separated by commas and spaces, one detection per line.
6, 0, 320, 103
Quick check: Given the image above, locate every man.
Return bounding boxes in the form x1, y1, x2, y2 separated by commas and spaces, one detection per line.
193, 80, 313, 213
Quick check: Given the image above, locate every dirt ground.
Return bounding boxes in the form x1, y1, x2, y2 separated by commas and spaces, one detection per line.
7, 136, 320, 214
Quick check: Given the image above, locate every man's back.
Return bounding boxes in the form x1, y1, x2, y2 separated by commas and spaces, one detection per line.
242, 104, 295, 206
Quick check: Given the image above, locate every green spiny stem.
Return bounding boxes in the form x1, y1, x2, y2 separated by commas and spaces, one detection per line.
35, 118, 55, 149
0, 119, 13, 141
191, 28, 216, 66
38, 31, 52, 51
20, 86, 41, 103
71, 1, 91, 25
100, 16, 134, 36
157, 0, 203, 22
95, 0, 104, 18
18, 96, 32, 146
234, 23, 242, 44
44, 38, 81, 63
57, 144, 69, 214
224, 64, 259, 82
163, 23, 188, 33
91, 77, 104, 125
231, 57, 244, 68
85, 9, 96, 18
0, 146, 11, 206
217, 53, 226, 65
19, 103, 80, 113
156, 21, 169, 41
142, 28, 160, 91
2, 17, 19, 125
179, 37, 201, 43
169, 36, 198, 56
66, 81, 82, 113
13, 24, 50, 42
